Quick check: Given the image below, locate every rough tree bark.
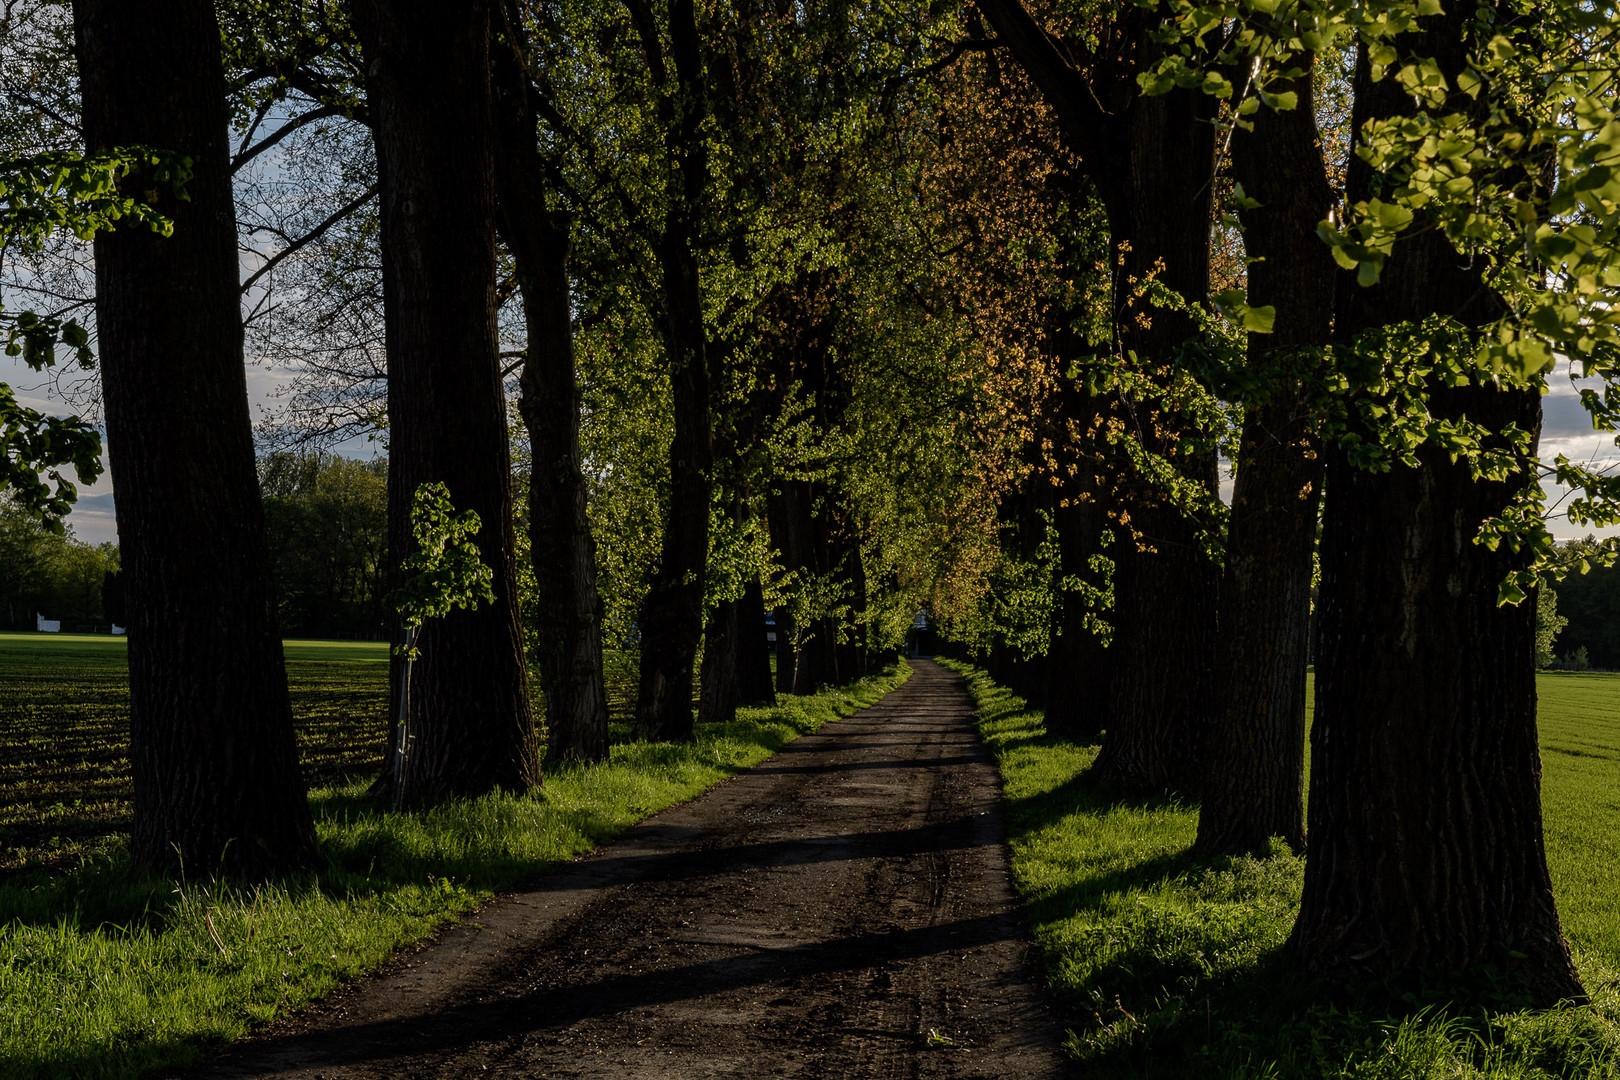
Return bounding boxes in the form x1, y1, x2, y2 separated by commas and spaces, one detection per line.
490, 12, 610, 766
353, 0, 539, 800
75, 0, 317, 877
699, 594, 742, 726
1291, 15, 1583, 1004
1195, 59, 1335, 856
1041, 292, 1114, 740
634, 0, 714, 742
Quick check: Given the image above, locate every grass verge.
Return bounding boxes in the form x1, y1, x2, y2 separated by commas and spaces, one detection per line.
944, 659, 1620, 1079
0, 662, 908, 1080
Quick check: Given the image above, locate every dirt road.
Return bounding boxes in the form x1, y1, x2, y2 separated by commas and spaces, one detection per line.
187, 659, 1071, 1079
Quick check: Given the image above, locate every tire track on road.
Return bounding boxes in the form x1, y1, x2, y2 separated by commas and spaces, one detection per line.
186, 659, 1071, 1079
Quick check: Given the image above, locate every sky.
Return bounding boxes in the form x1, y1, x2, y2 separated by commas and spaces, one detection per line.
0, 351, 333, 546
6, 344, 1619, 550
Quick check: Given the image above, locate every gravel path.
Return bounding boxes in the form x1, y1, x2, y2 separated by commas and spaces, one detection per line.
184, 659, 1072, 1079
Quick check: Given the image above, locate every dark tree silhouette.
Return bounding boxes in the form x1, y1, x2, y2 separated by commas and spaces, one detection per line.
74, 0, 317, 876
353, 0, 539, 800
490, 9, 611, 767
1291, 11, 1583, 1004
1196, 57, 1336, 856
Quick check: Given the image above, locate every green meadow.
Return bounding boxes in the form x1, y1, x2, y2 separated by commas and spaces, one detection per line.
952, 662, 1620, 1079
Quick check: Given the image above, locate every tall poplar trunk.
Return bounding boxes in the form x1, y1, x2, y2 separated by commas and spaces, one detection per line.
701, 498, 775, 721
833, 519, 866, 680
1291, 17, 1582, 1004
976, 2, 1220, 794
1195, 60, 1334, 856
490, 18, 609, 767
735, 578, 775, 703
1044, 500, 1110, 742
793, 489, 841, 694
767, 479, 835, 694
1042, 319, 1113, 740
1085, 81, 1221, 796
991, 475, 1050, 707
75, 0, 317, 877
699, 597, 741, 725
773, 604, 796, 693
354, 0, 538, 800
635, 0, 713, 742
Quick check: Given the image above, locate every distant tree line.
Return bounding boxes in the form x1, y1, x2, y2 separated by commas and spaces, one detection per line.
1544, 539, 1620, 670
0, 494, 119, 629
258, 451, 388, 638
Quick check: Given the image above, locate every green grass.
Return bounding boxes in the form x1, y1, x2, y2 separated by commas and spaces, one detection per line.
1539, 672, 1620, 970
0, 659, 906, 1080
948, 661, 1620, 1079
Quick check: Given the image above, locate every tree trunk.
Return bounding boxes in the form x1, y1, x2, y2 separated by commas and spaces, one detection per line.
768, 479, 836, 694
833, 517, 865, 680
1195, 59, 1334, 856
489, 19, 609, 767
699, 597, 741, 726
1085, 80, 1221, 797
773, 604, 796, 693
634, 0, 713, 743
354, 0, 539, 801
75, 0, 317, 877
975, 1, 1221, 794
735, 578, 775, 703
1092, 482, 1217, 794
1044, 500, 1110, 742
1291, 20, 1583, 1004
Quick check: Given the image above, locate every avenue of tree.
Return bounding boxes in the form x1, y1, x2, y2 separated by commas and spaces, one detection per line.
6, 0, 1620, 1010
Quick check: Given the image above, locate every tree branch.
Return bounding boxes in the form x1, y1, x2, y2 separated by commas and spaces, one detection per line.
240, 183, 378, 295
888, 37, 1005, 92
974, 0, 1106, 135
619, 0, 670, 87
232, 104, 346, 172
235, 96, 275, 163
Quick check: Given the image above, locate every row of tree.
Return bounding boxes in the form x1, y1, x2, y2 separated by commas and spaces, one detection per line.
9, 0, 1004, 875
948, 0, 1617, 1007
6, 0, 1619, 1012
0, 493, 119, 629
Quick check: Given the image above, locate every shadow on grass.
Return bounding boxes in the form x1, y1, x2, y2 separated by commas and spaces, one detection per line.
944, 661, 1620, 1080
1052, 933, 1608, 1080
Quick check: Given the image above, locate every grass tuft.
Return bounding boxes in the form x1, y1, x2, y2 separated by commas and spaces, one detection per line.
0, 661, 908, 1080
946, 659, 1620, 1079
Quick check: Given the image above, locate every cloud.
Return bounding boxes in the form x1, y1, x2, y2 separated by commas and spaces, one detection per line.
1539, 375, 1620, 541
64, 490, 117, 546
